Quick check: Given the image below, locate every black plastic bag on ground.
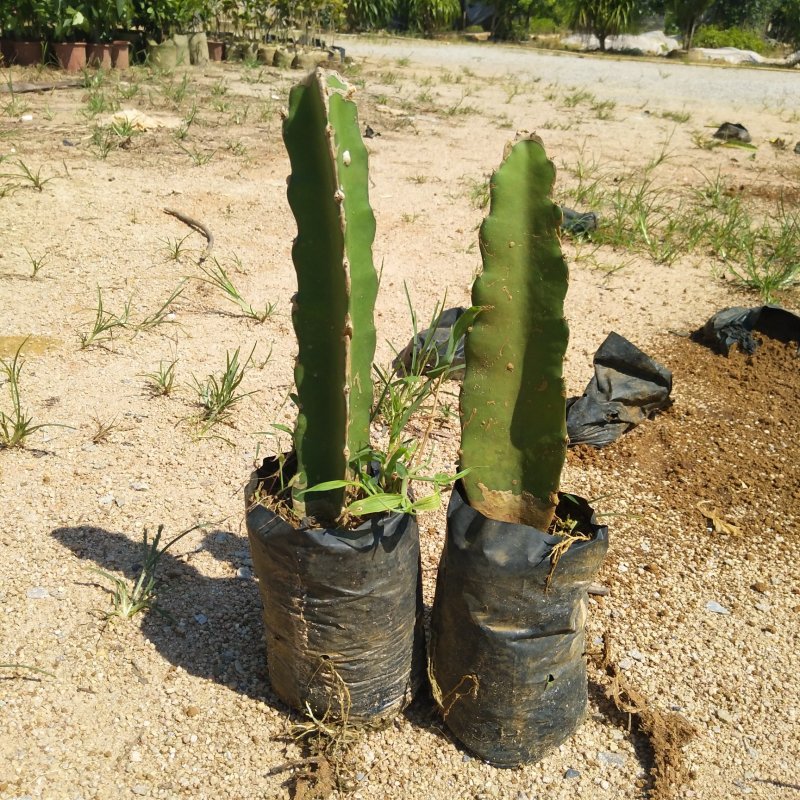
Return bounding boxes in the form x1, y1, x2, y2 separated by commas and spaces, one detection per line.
245, 459, 425, 722
713, 122, 751, 143
560, 206, 598, 236
430, 485, 608, 766
566, 331, 673, 448
696, 305, 800, 355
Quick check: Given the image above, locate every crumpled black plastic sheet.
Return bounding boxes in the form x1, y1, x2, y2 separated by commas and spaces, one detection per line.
566, 331, 673, 448
560, 206, 598, 236
696, 305, 800, 355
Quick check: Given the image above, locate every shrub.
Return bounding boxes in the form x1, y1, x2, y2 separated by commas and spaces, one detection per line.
771, 0, 800, 47
693, 24, 767, 53
346, 0, 397, 31
403, 0, 460, 33
529, 16, 559, 34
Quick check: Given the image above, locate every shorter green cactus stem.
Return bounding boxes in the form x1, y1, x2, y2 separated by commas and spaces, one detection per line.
459, 134, 569, 531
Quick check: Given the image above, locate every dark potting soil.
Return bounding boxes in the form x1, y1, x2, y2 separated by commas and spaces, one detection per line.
570, 332, 799, 548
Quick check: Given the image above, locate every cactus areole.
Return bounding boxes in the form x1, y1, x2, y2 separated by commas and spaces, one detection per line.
283, 69, 378, 522
460, 135, 569, 531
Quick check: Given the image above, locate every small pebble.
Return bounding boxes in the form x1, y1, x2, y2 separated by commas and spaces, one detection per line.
751, 582, 768, 594
98, 493, 115, 507
185, 706, 201, 717
715, 708, 734, 724
236, 567, 253, 580
130, 481, 150, 491
618, 657, 634, 670
754, 601, 771, 613
564, 768, 580, 779
194, 613, 208, 624
131, 783, 149, 795
588, 583, 610, 596
129, 750, 142, 762
706, 601, 730, 614
27, 587, 50, 600
629, 649, 646, 662
598, 751, 626, 767
462, 754, 471, 762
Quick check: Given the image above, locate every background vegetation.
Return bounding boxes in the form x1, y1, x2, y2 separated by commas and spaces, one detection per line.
1, 0, 798, 47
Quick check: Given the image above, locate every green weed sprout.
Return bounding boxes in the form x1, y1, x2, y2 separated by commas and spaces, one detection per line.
0, 339, 62, 448
93, 524, 201, 620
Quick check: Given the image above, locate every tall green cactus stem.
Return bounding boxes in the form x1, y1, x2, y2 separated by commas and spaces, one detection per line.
283, 69, 378, 521
460, 135, 568, 530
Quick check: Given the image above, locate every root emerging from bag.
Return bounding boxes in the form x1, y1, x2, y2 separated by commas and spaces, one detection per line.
591, 634, 696, 800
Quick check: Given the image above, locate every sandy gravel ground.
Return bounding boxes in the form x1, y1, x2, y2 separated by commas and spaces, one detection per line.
1, 36, 798, 800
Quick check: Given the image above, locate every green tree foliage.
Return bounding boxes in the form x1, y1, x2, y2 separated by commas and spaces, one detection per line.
402, 0, 459, 33
345, 0, 397, 29
771, 0, 800, 46
669, 0, 715, 49
492, 0, 564, 40
706, 0, 780, 32
565, 0, 640, 50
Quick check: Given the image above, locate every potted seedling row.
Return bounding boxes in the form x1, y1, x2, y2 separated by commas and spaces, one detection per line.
429, 135, 608, 766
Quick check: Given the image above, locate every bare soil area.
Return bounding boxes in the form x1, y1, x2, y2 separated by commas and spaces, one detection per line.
1, 39, 799, 800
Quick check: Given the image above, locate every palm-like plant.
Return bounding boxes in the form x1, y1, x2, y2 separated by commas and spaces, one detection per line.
671, 0, 715, 50
565, 0, 639, 51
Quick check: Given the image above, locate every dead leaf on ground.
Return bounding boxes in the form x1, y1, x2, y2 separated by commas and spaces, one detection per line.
696, 501, 742, 536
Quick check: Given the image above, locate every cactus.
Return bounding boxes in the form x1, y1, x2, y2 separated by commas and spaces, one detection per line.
283, 69, 378, 521
459, 134, 569, 531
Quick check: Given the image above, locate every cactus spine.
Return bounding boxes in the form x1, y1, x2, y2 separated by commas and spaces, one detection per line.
459, 135, 569, 531
283, 69, 378, 521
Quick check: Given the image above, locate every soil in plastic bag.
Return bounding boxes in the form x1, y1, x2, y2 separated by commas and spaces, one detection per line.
430, 485, 608, 766
695, 304, 800, 355
566, 331, 673, 448
245, 457, 425, 723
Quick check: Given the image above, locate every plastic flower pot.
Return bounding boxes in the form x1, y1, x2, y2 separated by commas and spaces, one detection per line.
53, 41, 86, 72
87, 43, 112, 69
207, 39, 224, 61
9, 40, 43, 66
110, 40, 130, 69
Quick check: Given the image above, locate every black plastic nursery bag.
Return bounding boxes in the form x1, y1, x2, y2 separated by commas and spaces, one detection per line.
245, 465, 424, 722
430, 485, 608, 766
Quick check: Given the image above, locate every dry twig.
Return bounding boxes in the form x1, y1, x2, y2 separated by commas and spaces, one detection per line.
163, 207, 214, 262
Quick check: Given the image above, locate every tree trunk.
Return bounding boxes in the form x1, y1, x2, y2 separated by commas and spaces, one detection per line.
598, 33, 606, 51
685, 18, 697, 51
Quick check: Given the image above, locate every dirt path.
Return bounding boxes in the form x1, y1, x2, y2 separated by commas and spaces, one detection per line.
339, 34, 800, 112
